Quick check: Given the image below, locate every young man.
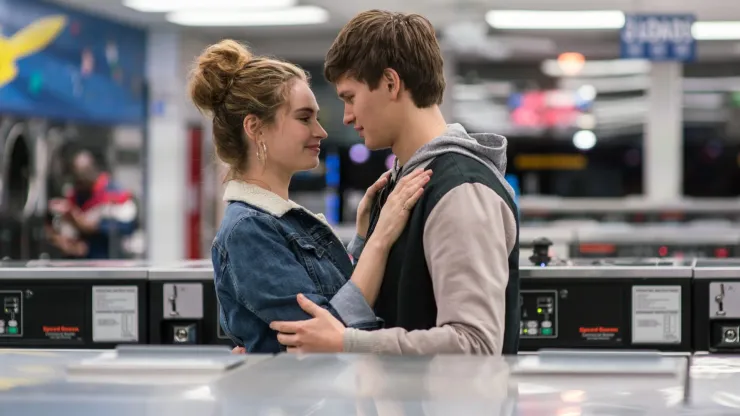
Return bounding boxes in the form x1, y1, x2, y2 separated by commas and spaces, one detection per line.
270, 10, 520, 355
47, 149, 138, 259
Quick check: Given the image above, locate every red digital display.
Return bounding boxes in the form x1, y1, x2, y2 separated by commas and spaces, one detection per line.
716, 248, 729, 258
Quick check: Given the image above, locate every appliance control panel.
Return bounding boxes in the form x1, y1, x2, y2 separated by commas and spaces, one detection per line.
0, 291, 23, 337
520, 290, 557, 338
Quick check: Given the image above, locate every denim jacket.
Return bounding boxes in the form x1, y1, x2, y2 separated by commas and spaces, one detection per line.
213, 181, 378, 353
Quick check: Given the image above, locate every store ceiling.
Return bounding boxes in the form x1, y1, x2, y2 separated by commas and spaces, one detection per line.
45, 0, 740, 61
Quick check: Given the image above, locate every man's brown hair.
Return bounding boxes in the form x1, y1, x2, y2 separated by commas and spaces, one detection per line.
324, 10, 445, 108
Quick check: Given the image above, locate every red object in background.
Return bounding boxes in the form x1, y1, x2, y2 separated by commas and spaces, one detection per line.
579, 243, 616, 255
187, 126, 203, 259
716, 248, 729, 258
658, 246, 669, 257
510, 90, 579, 128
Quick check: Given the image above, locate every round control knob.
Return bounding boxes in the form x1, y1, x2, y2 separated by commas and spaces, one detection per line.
174, 328, 189, 343
529, 237, 553, 266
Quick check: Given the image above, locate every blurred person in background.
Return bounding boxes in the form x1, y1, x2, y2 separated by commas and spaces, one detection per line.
46, 148, 137, 259
189, 40, 431, 353
270, 10, 520, 356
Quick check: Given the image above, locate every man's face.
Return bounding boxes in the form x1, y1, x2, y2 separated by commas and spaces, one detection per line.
335, 75, 399, 150
72, 171, 95, 191
70, 154, 97, 192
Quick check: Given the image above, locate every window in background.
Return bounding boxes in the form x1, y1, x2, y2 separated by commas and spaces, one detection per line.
455, 61, 644, 197
339, 146, 393, 223
502, 134, 643, 197
683, 62, 740, 197
683, 126, 740, 197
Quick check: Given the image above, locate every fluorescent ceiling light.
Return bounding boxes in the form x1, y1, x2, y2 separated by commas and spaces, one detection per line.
692, 21, 740, 40
167, 6, 329, 26
542, 59, 651, 78
486, 10, 625, 30
123, 0, 295, 13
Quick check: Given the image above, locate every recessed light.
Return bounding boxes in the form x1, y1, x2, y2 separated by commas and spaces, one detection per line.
573, 130, 597, 150
166, 6, 329, 26
692, 21, 740, 40
486, 10, 626, 30
123, 0, 296, 13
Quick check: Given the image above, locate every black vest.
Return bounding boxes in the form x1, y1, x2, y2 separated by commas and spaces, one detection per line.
367, 152, 520, 354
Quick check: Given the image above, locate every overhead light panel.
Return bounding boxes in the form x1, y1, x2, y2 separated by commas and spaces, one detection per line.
123, 0, 296, 12
486, 10, 625, 30
167, 6, 329, 26
692, 21, 740, 40
542, 59, 651, 78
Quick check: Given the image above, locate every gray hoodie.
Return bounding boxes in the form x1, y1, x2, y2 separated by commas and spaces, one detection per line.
392, 123, 515, 199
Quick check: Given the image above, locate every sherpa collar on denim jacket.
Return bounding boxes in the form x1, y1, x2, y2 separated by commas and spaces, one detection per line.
222, 180, 331, 225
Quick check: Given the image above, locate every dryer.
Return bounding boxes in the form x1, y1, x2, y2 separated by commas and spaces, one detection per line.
0, 118, 49, 260
0, 118, 85, 260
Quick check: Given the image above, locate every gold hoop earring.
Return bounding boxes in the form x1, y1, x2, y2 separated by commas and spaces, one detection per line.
256, 141, 267, 163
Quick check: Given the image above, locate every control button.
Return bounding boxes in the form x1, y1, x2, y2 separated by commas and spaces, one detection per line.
0, 327, 4, 334
8, 327, 17, 334
527, 320, 538, 328
0, 320, 4, 326
542, 328, 553, 336
542, 321, 552, 328
529, 328, 538, 335
8, 320, 17, 328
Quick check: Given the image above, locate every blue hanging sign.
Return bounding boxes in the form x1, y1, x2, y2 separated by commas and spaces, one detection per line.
620, 14, 696, 62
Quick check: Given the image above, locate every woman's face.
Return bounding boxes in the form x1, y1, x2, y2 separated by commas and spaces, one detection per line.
261, 80, 328, 174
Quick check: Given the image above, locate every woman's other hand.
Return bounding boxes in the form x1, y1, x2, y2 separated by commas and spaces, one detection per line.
355, 171, 390, 239
371, 168, 431, 247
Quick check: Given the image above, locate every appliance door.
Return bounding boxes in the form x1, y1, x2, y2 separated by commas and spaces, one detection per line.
0, 121, 42, 218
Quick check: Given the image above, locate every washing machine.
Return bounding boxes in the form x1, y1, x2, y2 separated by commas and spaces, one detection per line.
519, 257, 693, 352
692, 258, 740, 353
0, 260, 149, 348
0, 118, 128, 260
0, 118, 51, 260
148, 262, 232, 346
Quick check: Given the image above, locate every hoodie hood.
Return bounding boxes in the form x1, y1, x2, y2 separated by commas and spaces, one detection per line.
393, 123, 515, 199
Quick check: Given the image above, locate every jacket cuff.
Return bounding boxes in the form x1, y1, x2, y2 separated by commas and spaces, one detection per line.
329, 280, 376, 327
343, 328, 379, 353
347, 234, 366, 261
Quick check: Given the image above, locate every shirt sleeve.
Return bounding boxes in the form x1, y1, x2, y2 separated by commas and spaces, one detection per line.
342, 183, 517, 354
347, 234, 366, 262
97, 199, 138, 236
224, 214, 378, 328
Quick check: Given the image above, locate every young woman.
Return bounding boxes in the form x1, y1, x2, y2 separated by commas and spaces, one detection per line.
188, 40, 431, 353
